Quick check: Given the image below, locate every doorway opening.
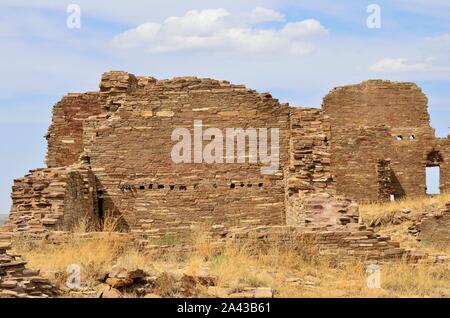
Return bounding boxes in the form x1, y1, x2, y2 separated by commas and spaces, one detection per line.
426, 166, 440, 195
97, 190, 105, 221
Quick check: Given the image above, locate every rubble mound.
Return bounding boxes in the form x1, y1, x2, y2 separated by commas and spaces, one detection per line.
93, 266, 274, 298
413, 202, 450, 245
0, 247, 58, 298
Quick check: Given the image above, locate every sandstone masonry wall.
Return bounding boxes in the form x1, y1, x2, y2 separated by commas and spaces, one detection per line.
437, 138, 450, 193
227, 224, 408, 261
0, 246, 58, 298
4, 164, 97, 235
2, 73, 448, 261
286, 108, 334, 197
323, 80, 449, 202
46, 92, 101, 168
82, 72, 290, 240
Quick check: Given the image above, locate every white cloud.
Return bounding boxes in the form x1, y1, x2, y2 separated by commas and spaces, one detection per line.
369, 58, 429, 73
282, 20, 328, 38
163, 8, 229, 35
112, 8, 327, 55
113, 23, 161, 49
245, 7, 285, 24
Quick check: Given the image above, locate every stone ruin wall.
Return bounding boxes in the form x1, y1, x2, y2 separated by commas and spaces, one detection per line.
323, 80, 450, 202
81, 72, 291, 241
436, 138, 450, 193
0, 245, 58, 298
286, 108, 334, 198
285, 108, 353, 227
415, 201, 450, 245
46, 92, 102, 168
2, 72, 448, 261
4, 164, 98, 235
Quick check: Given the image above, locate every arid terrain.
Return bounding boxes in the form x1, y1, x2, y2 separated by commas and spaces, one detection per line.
7, 194, 449, 298
1, 73, 449, 299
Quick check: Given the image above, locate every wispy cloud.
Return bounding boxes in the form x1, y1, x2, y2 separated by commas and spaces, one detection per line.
369, 58, 429, 73
392, 0, 450, 18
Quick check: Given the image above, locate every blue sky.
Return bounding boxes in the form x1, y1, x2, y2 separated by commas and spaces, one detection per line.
0, 0, 449, 212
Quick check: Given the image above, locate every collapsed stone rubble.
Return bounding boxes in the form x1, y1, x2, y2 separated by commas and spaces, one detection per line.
92, 265, 274, 299
0, 238, 58, 298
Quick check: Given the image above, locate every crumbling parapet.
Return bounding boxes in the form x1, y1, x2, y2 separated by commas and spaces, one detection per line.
5, 163, 98, 236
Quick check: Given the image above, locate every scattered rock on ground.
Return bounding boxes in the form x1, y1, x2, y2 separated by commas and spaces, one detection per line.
0, 247, 58, 298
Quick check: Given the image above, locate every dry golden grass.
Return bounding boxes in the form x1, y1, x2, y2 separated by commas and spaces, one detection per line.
13, 237, 128, 288
359, 194, 450, 252
70, 210, 125, 233
12, 232, 449, 298
359, 193, 450, 225
9, 195, 450, 298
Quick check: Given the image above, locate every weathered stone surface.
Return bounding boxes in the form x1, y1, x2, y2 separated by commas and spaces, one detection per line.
5, 165, 99, 233
0, 247, 58, 298
95, 268, 218, 298
323, 80, 450, 202
109, 265, 145, 280
413, 203, 450, 245
105, 277, 134, 289
99, 288, 123, 298
2, 72, 448, 262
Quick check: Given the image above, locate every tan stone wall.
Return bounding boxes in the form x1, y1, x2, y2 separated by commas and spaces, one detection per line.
436, 138, 450, 193
82, 72, 290, 240
416, 202, 450, 244
46, 92, 101, 168
323, 80, 448, 202
323, 80, 430, 129
286, 108, 334, 196
286, 108, 338, 225
331, 126, 393, 202
4, 72, 448, 250
0, 247, 58, 298
5, 165, 98, 234
228, 224, 408, 261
